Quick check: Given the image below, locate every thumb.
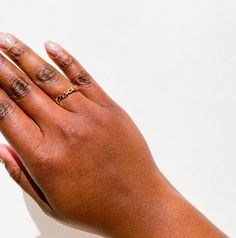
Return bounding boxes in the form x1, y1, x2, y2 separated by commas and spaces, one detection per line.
0, 143, 27, 184
0, 143, 53, 216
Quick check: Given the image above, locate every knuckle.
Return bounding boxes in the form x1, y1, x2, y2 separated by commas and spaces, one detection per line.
8, 44, 28, 61
57, 120, 81, 142
8, 164, 22, 184
72, 70, 92, 87
9, 77, 31, 101
52, 117, 88, 145
29, 137, 58, 170
91, 110, 114, 131
73, 127, 90, 143
35, 65, 59, 84
0, 99, 13, 120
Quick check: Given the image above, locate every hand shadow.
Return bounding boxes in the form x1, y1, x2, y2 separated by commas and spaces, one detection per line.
23, 192, 102, 238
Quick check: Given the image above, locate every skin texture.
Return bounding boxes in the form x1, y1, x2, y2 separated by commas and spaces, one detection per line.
0, 33, 228, 238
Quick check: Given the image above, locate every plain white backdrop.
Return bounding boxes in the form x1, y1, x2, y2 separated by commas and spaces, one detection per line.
0, 0, 235, 237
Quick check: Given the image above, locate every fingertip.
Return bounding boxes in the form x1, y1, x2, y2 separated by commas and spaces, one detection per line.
0, 32, 16, 50
0, 144, 20, 165
0, 158, 4, 165
0, 144, 12, 165
0, 143, 10, 155
44, 40, 61, 58
44, 40, 55, 48
0, 144, 7, 165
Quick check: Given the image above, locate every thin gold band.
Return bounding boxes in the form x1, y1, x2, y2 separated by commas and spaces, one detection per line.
56, 85, 79, 105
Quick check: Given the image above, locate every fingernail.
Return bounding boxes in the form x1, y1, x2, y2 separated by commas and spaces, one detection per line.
45, 40, 61, 57
0, 33, 16, 50
0, 158, 5, 165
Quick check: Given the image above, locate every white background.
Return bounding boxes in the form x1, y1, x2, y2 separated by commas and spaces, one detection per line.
0, 0, 235, 237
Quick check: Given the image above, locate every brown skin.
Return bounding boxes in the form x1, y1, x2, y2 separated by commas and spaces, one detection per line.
0, 33, 228, 238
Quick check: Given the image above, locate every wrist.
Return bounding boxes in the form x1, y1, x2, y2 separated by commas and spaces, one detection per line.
105, 169, 228, 238
102, 168, 174, 238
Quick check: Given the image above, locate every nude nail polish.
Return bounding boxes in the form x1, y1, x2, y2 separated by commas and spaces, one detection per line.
45, 40, 61, 57
0, 33, 15, 50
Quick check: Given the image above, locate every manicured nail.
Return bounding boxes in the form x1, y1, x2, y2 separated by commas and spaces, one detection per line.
45, 40, 61, 57
0, 33, 16, 50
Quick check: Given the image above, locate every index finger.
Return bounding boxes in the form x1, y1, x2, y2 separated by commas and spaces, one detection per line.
0, 89, 43, 168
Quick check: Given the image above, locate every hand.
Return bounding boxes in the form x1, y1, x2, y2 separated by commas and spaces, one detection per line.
0, 33, 228, 238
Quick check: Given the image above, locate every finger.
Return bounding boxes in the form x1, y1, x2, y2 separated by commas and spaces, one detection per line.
0, 89, 43, 156
0, 144, 53, 216
44, 40, 114, 107
0, 33, 85, 112
0, 53, 62, 127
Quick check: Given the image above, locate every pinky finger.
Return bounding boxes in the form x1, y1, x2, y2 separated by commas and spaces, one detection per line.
44, 41, 114, 107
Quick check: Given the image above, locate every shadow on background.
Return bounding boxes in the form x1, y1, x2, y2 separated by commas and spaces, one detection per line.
23, 192, 101, 238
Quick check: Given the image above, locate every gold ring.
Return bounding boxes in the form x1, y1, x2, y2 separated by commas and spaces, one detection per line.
56, 85, 79, 105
